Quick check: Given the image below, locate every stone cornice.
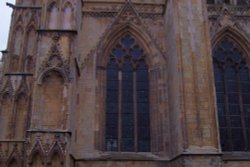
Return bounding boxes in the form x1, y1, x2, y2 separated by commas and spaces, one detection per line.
82, 0, 165, 5
6, 3, 42, 10
82, 1, 166, 17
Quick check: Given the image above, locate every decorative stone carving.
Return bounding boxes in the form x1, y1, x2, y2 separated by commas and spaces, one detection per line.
218, 7, 237, 27
0, 77, 14, 97
15, 78, 29, 99
6, 145, 22, 166
38, 34, 70, 83
83, 0, 165, 18
208, 4, 250, 38
82, 1, 165, 68
207, 4, 250, 17
26, 134, 67, 165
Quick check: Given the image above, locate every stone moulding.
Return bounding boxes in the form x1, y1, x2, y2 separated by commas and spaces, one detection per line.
207, 5, 250, 17
82, 0, 166, 18
37, 34, 71, 84
82, 1, 166, 69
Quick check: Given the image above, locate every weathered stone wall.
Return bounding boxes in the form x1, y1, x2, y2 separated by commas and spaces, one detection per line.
0, 0, 250, 166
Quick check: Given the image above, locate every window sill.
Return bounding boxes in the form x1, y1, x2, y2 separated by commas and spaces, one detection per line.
222, 152, 250, 161
88, 152, 163, 161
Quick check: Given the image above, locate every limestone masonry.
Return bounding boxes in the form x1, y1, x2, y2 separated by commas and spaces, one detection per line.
0, 0, 250, 166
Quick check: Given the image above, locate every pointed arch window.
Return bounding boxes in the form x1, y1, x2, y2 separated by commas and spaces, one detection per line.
213, 37, 250, 151
105, 34, 150, 152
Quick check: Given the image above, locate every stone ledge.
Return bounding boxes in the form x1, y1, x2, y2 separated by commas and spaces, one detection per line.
37, 29, 78, 34
0, 140, 26, 142
5, 73, 33, 76
71, 152, 165, 161
82, 0, 165, 5
222, 152, 250, 160
6, 3, 41, 9
27, 129, 72, 134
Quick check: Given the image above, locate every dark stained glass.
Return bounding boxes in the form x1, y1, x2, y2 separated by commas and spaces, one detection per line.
121, 35, 135, 49
130, 45, 143, 59
213, 64, 223, 81
244, 105, 250, 116
216, 93, 224, 103
121, 138, 134, 152
220, 128, 229, 150
213, 37, 250, 151
112, 45, 125, 59
228, 104, 240, 115
219, 116, 226, 127
231, 129, 245, 151
207, 0, 215, 4
245, 117, 250, 127
242, 93, 250, 104
217, 103, 225, 116
105, 34, 150, 152
215, 81, 224, 92
136, 61, 150, 152
106, 60, 119, 151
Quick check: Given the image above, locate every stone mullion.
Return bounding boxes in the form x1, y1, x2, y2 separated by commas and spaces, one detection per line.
118, 70, 122, 151
236, 70, 249, 150
133, 70, 138, 152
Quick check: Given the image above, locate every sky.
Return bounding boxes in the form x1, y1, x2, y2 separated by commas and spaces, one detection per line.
0, 0, 16, 57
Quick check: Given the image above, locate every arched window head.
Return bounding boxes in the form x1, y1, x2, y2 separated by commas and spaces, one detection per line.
63, 2, 74, 29
105, 34, 150, 152
13, 27, 23, 56
47, 2, 59, 29
213, 37, 250, 151
26, 27, 36, 56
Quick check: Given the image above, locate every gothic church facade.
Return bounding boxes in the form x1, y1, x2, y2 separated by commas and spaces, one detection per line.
0, 0, 250, 166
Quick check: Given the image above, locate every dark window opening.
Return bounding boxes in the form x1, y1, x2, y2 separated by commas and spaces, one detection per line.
105, 34, 150, 152
213, 37, 250, 151
207, 0, 215, 4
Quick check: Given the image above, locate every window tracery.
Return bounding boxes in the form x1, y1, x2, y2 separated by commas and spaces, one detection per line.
213, 37, 250, 151
105, 34, 150, 152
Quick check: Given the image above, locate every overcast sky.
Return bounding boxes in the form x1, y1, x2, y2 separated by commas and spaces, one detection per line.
0, 0, 16, 57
